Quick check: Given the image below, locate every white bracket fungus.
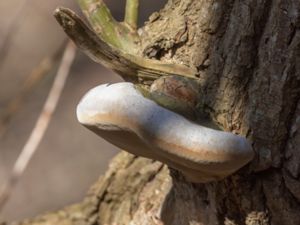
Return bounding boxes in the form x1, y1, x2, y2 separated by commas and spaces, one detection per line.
54, 4, 254, 183
77, 82, 254, 183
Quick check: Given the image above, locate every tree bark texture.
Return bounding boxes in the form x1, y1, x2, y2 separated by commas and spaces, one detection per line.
14, 0, 300, 224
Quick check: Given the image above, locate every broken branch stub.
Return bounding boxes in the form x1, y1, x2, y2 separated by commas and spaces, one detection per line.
53, 7, 197, 83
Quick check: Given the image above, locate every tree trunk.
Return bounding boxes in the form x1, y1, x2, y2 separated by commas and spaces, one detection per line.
14, 0, 300, 224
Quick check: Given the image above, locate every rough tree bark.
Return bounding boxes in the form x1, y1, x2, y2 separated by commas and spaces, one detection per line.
14, 0, 300, 224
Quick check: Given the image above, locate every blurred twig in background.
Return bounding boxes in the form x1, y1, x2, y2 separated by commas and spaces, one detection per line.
0, 41, 77, 213
0, 0, 29, 68
0, 57, 54, 137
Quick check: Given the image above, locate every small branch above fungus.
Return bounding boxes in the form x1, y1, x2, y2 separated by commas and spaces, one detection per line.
54, 7, 197, 83
76, 0, 123, 49
124, 0, 140, 30
76, 0, 139, 54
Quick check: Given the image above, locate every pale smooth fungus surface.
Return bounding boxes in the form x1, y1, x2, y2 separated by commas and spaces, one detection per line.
77, 82, 254, 183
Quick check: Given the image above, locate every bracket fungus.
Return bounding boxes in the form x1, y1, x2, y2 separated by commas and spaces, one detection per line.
55, 1, 254, 183
77, 82, 254, 183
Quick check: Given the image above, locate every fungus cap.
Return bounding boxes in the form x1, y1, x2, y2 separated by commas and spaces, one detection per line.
77, 82, 254, 183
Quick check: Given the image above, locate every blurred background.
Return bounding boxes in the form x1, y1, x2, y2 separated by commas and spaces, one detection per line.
0, 0, 166, 222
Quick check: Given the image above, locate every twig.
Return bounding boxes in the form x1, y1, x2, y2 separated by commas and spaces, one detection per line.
75, 0, 139, 54
54, 8, 196, 83
0, 57, 54, 138
0, 41, 77, 213
76, 0, 122, 49
0, 0, 29, 67
124, 0, 139, 29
